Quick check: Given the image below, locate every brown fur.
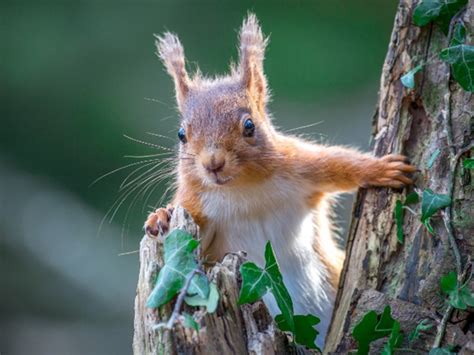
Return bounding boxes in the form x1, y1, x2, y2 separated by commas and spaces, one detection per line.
146, 13, 414, 298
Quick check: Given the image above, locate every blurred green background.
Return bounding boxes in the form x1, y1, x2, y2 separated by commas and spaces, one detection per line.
1, 0, 398, 353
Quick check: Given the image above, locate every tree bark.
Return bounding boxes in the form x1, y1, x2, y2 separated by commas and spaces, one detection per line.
133, 206, 304, 354
133, 1, 473, 353
326, 0, 473, 353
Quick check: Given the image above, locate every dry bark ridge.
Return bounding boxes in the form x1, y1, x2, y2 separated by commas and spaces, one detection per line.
133, 206, 312, 355
326, 0, 474, 353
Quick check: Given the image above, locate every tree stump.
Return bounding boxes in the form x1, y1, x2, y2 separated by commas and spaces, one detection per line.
133, 206, 304, 354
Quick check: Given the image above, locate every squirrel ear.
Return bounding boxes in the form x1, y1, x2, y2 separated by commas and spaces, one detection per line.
155, 32, 190, 111
238, 13, 269, 112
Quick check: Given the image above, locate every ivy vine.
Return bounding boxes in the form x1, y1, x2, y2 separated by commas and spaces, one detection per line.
401, 0, 473, 92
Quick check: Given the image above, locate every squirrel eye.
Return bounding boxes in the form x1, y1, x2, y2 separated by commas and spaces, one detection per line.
243, 118, 255, 137
178, 127, 187, 143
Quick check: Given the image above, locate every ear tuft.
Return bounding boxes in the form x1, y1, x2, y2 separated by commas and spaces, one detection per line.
154, 32, 190, 111
238, 13, 269, 111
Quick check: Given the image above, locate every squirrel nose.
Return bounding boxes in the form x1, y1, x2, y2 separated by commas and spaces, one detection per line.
204, 156, 225, 174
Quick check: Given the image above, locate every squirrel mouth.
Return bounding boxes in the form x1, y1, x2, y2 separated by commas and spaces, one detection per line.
212, 173, 233, 186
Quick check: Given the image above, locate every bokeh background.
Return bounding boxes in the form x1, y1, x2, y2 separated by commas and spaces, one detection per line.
1, 1, 398, 354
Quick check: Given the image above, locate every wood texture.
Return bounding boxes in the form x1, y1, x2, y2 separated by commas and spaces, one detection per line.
326, 0, 474, 353
133, 206, 308, 355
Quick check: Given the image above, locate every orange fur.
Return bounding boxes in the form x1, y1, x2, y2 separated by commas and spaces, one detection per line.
145, 13, 415, 347
146, 11, 415, 291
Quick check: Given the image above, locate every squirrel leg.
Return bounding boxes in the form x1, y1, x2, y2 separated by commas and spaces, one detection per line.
361, 154, 417, 189
144, 204, 174, 238
293, 144, 417, 192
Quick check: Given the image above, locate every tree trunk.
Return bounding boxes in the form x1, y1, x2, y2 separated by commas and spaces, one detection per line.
133, 206, 303, 354
326, 0, 473, 353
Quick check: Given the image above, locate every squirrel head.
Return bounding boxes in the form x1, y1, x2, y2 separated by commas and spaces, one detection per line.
155, 14, 277, 187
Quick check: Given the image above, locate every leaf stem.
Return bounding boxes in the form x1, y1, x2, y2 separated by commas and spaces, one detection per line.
166, 262, 202, 329
432, 303, 453, 349
432, 38, 473, 346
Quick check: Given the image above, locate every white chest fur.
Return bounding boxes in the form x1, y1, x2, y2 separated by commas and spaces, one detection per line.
200, 175, 334, 348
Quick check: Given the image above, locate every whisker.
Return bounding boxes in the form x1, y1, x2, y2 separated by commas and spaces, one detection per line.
89, 158, 161, 187
119, 161, 166, 191
143, 97, 170, 107
123, 134, 176, 152
118, 250, 139, 256
119, 158, 172, 190
123, 152, 173, 159
146, 132, 176, 142
108, 171, 163, 224
285, 121, 324, 132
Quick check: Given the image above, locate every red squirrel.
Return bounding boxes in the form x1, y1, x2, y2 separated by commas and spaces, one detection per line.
144, 14, 415, 348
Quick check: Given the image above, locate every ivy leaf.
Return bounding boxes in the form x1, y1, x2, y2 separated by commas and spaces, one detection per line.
275, 314, 321, 351
440, 271, 474, 310
381, 321, 403, 355
463, 158, 474, 169
239, 241, 295, 332
413, 0, 444, 27
408, 319, 433, 344
427, 148, 441, 169
423, 219, 435, 234
440, 271, 458, 294
440, 44, 474, 92
393, 192, 419, 244
421, 189, 451, 223
459, 285, 474, 307
405, 192, 420, 205
401, 64, 424, 89
394, 200, 404, 243
352, 306, 396, 355
451, 22, 466, 46
146, 229, 209, 308
185, 282, 219, 313
413, 0, 468, 34
183, 313, 200, 331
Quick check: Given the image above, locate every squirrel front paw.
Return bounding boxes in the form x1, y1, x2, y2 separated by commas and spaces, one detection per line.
363, 154, 417, 189
144, 204, 174, 238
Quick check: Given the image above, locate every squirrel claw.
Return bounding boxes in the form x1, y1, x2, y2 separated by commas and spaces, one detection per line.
144, 205, 174, 238
364, 154, 417, 189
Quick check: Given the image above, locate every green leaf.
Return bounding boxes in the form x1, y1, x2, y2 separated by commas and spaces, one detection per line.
405, 192, 420, 205
146, 229, 209, 308
394, 200, 404, 244
381, 321, 403, 355
408, 319, 433, 344
460, 285, 474, 307
275, 314, 321, 351
427, 148, 441, 169
413, 0, 444, 27
429, 348, 456, 355
449, 288, 467, 309
401, 64, 424, 89
439, 271, 473, 310
183, 312, 200, 331
423, 219, 435, 234
352, 306, 396, 355
239, 241, 295, 332
440, 44, 474, 92
185, 282, 219, 313
451, 21, 466, 46
413, 0, 468, 34
463, 158, 474, 169
421, 189, 451, 223
393, 192, 419, 244
440, 271, 458, 294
